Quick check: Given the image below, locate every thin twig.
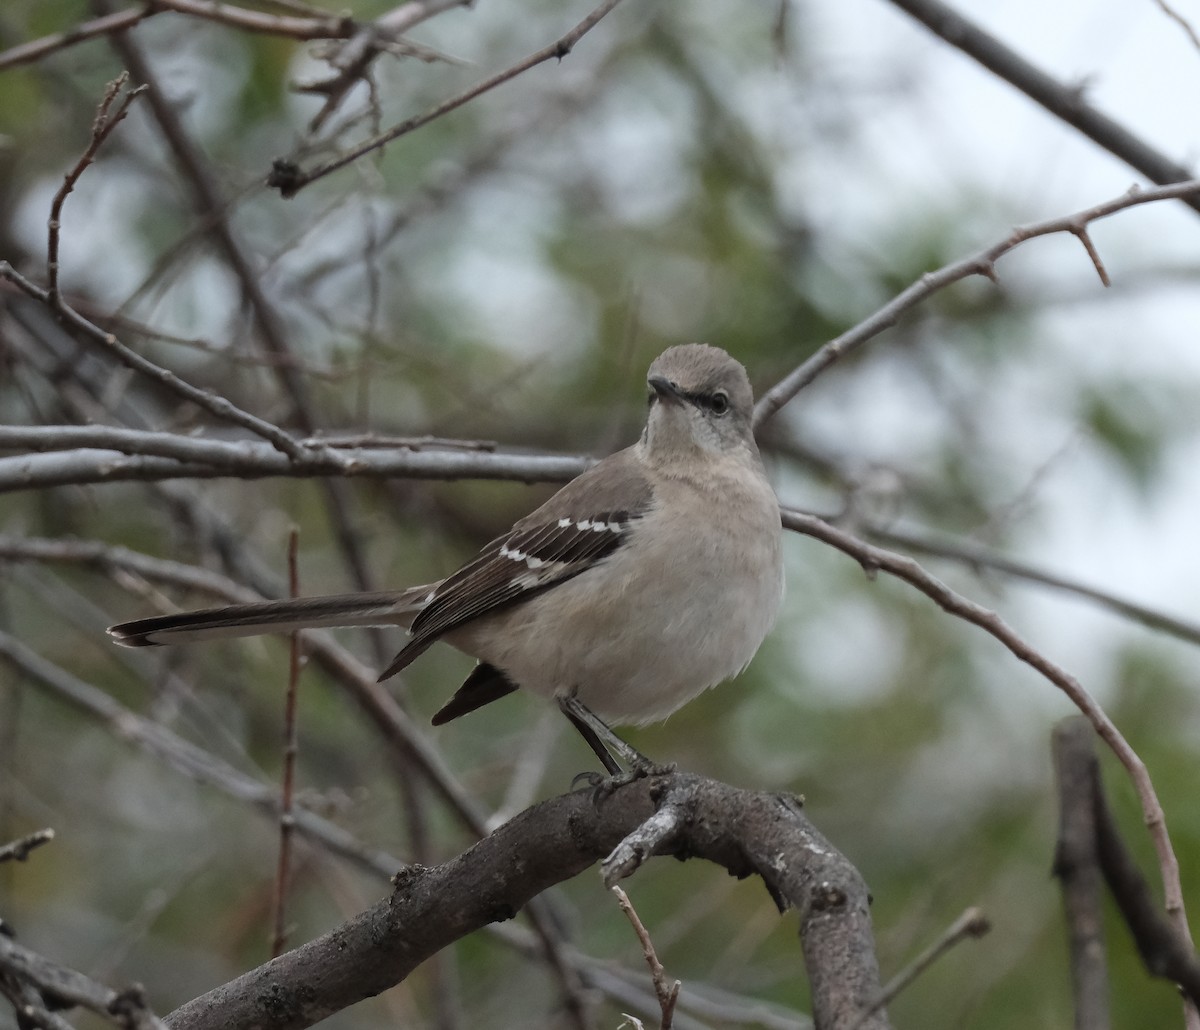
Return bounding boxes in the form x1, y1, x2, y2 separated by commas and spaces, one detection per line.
0, 261, 320, 463
28, 73, 327, 461
0, 8, 146, 71
100, 16, 434, 714
96, 14, 333, 446
150, 0, 352, 37
867, 521, 1200, 648
48, 73, 146, 305
270, 528, 303, 959
0, 828, 56, 863
852, 907, 990, 1028
267, 0, 626, 197
753, 178, 1200, 428
885, 0, 1200, 214
1150, 0, 1200, 52
0, 932, 169, 1030
779, 507, 1194, 961
0, 627, 406, 881
300, 0, 473, 132
612, 887, 681, 1030
0, 1, 354, 71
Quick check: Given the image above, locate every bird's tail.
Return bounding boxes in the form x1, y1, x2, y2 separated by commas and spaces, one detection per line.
108, 586, 433, 647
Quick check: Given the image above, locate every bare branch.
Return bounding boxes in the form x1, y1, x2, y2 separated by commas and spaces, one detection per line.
1052, 718, 1111, 1030
298, 0, 474, 131
0, 628, 405, 880
98, 16, 453, 681
1083, 727, 1200, 1010
267, 0, 626, 197
0, 431, 587, 493
867, 521, 1200, 649
10, 432, 1200, 656
150, 0, 353, 37
612, 887, 681, 1030
885, 0, 1200, 214
753, 179, 1200, 427
0, 263, 320, 462
48, 73, 146, 305
166, 774, 889, 1030
270, 528, 303, 959
1149, 0, 1200, 53
0, 933, 168, 1030
0, 828, 56, 864
0, 8, 146, 71
1055, 717, 1200, 1023
853, 908, 990, 1028
779, 508, 1194, 959
0, 1, 354, 71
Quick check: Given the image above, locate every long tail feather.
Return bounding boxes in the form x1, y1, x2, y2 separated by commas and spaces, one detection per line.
108, 587, 433, 647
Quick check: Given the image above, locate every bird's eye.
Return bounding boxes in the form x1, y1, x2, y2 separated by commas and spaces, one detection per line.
708, 391, 730, 415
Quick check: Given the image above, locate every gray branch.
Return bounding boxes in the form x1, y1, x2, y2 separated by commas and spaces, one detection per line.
886, 0, 1200, 215
167, 773, 888, 1030
0, 933, 167, 1030
0, 428, 588, 493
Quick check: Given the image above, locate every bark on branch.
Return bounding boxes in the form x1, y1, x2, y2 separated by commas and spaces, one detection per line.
166, 772, 889, 1030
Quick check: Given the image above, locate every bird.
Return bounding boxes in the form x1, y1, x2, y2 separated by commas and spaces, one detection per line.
108, 344, 785, 774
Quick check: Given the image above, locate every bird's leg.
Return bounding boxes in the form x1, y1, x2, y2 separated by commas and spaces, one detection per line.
557, 695, 675, 785
562, 704, 623, 777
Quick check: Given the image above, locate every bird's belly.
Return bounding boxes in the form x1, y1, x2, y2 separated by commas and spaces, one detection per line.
456, 512, 783, 725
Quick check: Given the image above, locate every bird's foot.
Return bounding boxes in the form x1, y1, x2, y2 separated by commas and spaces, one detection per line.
582, 756, 677, 802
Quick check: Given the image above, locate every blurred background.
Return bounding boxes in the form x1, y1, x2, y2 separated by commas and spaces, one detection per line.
1, 0, 1199, 1026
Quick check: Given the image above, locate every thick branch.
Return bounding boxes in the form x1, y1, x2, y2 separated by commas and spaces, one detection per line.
1052, 718, 1111, 1030
1089, 746, 1200, 1006
1054, 717, 1200, 1020
166, 773, 888, 1030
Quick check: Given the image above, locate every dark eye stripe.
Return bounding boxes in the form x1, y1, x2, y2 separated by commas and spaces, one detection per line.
684, 389, 729, 414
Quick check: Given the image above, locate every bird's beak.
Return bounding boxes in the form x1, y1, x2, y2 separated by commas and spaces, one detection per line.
648, 375, 684, 405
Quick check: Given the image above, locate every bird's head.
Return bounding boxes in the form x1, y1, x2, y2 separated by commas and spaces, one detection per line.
641, 344, 758, 466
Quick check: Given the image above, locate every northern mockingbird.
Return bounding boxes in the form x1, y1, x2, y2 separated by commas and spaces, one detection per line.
109, 344, 784, 774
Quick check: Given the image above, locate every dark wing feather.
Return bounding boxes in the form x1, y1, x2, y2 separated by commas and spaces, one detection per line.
431, 662, 519, 724
377, 509, 641, 680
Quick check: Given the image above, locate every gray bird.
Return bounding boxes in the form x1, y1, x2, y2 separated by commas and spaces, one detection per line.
109, 344, 784, 773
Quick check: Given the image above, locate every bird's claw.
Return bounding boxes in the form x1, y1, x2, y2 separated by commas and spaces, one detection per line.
583, 757, 677, 803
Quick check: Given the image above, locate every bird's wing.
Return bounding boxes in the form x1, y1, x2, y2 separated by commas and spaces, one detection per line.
377, 448, 653, 680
